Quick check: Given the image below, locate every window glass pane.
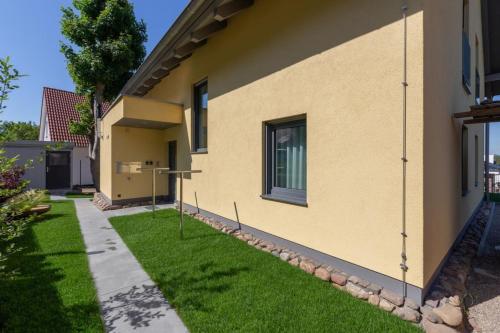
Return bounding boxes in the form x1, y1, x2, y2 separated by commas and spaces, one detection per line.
462, 126, 468, 195
195, 82, 208, 149
274, 124, 306, 190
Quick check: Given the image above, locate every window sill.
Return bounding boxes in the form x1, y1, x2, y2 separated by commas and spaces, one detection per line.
191, 149, 208, 155
261, 194, 308, 207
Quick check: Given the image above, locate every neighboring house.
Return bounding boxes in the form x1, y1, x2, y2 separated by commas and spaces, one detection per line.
98, 0, 498, 304
39, 87, 103, 188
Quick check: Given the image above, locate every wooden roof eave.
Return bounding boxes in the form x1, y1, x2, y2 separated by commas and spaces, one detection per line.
454, 103, 500, 124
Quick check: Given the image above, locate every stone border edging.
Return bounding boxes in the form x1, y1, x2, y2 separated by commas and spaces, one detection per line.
183, 202, 492, 333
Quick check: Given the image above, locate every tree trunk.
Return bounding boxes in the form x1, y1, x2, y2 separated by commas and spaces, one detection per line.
90, 83, 104, 191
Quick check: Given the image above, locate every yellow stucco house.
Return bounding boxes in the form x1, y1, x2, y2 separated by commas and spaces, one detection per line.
99, 0, 498, 304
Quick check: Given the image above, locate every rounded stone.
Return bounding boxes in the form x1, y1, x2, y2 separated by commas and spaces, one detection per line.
279, 252, 291, 261
404, 297, 420, 311
379, 298, 396, 312
380, 288, 405, 307
331, 272, 348, 286
345, 282, 369, 300
425, 311, 443, 324
432, 303, 463, 327
368, 294, 380, 306
448, 295, 461, 307
314, 267, 331, 281
392, 306, 421, 323
299, 260, 317, 274
422, 319, 461, 333
289, 257, 300, 267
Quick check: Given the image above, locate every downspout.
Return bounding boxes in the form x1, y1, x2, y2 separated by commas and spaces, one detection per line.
400, 3, 409, 298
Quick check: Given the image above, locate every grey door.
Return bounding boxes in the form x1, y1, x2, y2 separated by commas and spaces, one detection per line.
46, 151, 71, 189
167, 141, 177, 202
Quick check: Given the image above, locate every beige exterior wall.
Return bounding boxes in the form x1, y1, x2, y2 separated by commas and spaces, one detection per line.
423, 0, 485, 287
100, 96, 183, 201
99, 99, 122, 197
141, 0, 426, 287
100, 0, 486, 290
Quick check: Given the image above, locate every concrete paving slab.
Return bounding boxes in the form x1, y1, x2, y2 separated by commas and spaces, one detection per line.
73, 199, 188, 333
104, 204, 175, 218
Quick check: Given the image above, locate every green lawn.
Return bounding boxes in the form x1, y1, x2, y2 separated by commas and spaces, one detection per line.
110, 209, 421, 333
0, 200, 103, 332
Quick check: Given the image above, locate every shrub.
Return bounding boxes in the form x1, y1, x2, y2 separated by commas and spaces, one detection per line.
0, 150, 41, 277
0, 150, 29, 203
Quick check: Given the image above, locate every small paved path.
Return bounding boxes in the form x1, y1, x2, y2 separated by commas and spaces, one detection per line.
104, 203, 174, 218
467, 204, 500, 333
73, 199, 188, 333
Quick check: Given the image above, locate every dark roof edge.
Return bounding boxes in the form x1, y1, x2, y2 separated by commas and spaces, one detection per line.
121, 0, 212, 95
1, 140, 75, 148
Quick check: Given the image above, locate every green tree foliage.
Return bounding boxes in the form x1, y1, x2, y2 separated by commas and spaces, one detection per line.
69, 96, 94, 137
0, 121, 39, 142
0, 56, 25, 112
60, 0, 147, 101
60, 0, 147, 187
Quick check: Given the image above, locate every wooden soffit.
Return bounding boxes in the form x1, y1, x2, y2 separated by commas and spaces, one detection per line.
454, 102, 500, 124
122, 0, 255, 97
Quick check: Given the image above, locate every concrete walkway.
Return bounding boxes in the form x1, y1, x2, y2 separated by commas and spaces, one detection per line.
73, 199, 188, 333
104, 203, 174, 218
467, 204, 500, 333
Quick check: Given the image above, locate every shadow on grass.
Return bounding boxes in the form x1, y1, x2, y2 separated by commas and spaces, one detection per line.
36, 213, 66, 220
157, 260, 250, 314
0, 216, 100, 332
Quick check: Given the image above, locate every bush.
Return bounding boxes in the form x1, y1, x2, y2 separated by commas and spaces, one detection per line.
0, 150, 42, 277
0, 150, 29, 203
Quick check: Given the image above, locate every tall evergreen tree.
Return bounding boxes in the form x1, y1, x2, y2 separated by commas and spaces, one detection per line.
60, 0, 147, 188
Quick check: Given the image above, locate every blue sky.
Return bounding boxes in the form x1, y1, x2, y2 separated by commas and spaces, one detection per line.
0, 0, 188, 121
2, 0, 500, 154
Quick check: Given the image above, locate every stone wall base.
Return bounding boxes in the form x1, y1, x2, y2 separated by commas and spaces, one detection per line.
179, 201, 492, 332
92, 192, 169, 211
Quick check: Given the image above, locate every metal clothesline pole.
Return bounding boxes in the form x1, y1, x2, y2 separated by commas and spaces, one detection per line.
159, 170, 202, 239
152, 168, 170, 217
138, 167, 170, 217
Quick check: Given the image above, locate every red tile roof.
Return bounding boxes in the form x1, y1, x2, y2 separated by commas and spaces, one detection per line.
43, 87, 109, 147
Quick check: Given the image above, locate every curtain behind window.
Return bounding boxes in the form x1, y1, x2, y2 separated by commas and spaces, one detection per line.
275, 124, 306, 190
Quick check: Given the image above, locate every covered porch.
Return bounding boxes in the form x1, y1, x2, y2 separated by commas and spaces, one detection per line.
99, 95, 183, 205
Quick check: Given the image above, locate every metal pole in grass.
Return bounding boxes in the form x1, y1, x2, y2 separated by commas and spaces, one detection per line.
138, 167, 156, 216
234, 201, 241, 230
151, 168, 170, 218
138, 167, 170, 218
180, 172, 184, 239
153, 168, 156, 217
159, 170, 202, 239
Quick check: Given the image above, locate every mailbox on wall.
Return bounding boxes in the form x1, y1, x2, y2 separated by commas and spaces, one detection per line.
116, 161, 143, 174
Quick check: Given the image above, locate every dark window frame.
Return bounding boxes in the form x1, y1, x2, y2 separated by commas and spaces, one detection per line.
474, 134, 479, 187
192, 79, 208, 152
462, 126, 469, 196
462, 0, 471, 94
262, 116, 307, 206
475, 36, 481, 105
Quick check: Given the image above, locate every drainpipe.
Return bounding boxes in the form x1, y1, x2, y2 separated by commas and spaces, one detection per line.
400, 3, 409, 298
